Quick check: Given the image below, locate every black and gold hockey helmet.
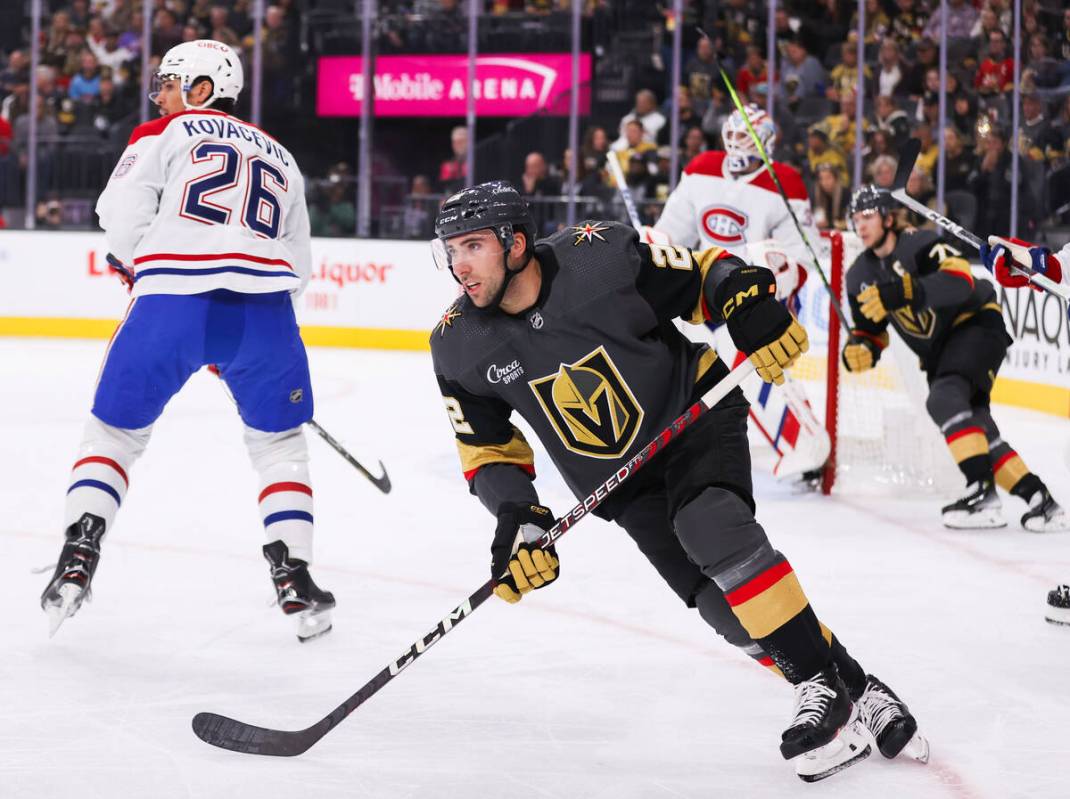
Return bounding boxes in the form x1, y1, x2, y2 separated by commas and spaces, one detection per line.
848, 184, 894, 219
432, 181, 536, 270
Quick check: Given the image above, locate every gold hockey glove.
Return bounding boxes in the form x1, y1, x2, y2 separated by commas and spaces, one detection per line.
749, 318, 808, 385
857, 274, 920, 323
491, 503, 559, 604
841, 330, 889, 372
715, 265, 807, 384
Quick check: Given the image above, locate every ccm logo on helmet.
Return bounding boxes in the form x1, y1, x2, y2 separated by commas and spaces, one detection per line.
701, 206, 749, 245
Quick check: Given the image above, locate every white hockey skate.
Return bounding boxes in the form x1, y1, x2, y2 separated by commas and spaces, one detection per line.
1045, 585, 1070, 626
1021, 488, 1070, 533
942, 481, 1006, 529
793, 707, 873, 782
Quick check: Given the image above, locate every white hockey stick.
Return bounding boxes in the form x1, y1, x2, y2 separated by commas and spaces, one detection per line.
604, 149, 644, 230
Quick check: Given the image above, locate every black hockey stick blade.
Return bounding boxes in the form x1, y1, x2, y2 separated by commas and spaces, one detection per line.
192, 712, 326, 757
892, 138, 921, 191
306, 419, 392, 494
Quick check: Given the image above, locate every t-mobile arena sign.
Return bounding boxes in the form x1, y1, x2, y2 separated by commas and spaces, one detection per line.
317, 54, 591, 117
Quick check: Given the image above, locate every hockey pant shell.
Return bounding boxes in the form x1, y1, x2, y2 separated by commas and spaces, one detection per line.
925, 322, 1039, 495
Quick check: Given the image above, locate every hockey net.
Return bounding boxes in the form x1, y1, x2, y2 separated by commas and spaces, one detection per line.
788, 231, 959, 496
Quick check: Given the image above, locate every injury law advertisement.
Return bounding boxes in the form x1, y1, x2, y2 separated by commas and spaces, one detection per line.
316, 53, 592, 117
997, 284, 1070, 387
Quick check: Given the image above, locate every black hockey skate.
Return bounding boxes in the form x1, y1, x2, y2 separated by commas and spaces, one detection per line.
263, 540, 336, 643
40, 513, 106, 637
941, 480, 1006, 529
1021, 487, 1069, 533
1046, 585, 1070, 626
781, 666, 871, 781
857, 675, 929, 762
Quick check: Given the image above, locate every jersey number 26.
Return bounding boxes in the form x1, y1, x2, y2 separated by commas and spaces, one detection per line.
181, 142, 287, 239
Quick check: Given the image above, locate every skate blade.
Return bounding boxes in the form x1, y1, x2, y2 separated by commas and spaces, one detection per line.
942, 510, 1006, 529
1044, 607, 1070, 626
901, 731, 930, 764
296, 609, 333, 643
794, 721, 872, 782
1023, 514, 1070, 533
44, 583, 86, 638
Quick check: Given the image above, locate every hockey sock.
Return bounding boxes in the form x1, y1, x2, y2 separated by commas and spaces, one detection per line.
64, 416, 151, 530
976, 409, 1044, 498
245, 426, 314, 563
927, 377, 993, 484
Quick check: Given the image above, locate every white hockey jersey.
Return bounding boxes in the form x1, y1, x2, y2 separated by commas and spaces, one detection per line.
654, 151, 819, 266
96, 109, 310, 297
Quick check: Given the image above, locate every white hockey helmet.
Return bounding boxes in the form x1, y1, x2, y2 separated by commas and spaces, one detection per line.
721, 104, 777, 174
153, 40, 244, 110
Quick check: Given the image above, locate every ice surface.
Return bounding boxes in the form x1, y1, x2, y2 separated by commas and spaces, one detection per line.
3, 339, 1068, 799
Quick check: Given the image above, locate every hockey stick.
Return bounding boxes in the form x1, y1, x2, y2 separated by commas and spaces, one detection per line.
718, 67, 853, 334
191, 358, 757, 756
306, 419, 391, 494
604, 147, 644, 230
890, 138, 1070, 301
206, 366, 392, 494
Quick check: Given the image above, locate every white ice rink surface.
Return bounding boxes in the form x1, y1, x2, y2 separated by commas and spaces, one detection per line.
2, 338, 1069, 799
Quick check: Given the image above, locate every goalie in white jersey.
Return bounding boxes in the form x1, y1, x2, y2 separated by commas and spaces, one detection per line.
40, 40, 335, 642
651, 105, 830, 481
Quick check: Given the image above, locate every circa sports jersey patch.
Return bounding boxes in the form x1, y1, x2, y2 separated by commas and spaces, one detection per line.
112, 154, 138, 178
700, 205, 749, 245
529, 345, 644, 459
571, 221, 610, 246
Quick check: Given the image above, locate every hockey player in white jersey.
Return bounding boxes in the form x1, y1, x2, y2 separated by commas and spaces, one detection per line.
39, 40, 335, 642
652, 105, 830, 481
980, 237, 1070, 626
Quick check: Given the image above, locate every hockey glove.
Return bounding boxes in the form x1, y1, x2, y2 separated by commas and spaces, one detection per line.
979, 237, 1063, 290
857, 274, 920, 323
491, 503, 559, 604
716, 266, 808, 385
106, 253, 134, 293
841, 330, 888, 372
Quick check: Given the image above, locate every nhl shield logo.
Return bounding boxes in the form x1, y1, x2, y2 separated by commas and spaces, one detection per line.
529, 346, 644, 459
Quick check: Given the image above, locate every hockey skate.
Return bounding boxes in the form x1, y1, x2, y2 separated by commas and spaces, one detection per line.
857, 675, 930, 762
941, 480, 1006, 529
40, 513, 106, 637
263, 540, 336, 643
781, 667, 871, 782
1045, 585, 1070, 626
1021, 488, 1069, 533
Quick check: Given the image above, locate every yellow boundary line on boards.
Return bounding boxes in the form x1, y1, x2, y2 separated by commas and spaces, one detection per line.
1, 316, 1066, 416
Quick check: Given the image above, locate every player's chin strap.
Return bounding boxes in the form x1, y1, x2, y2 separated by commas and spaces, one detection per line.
486, 249, 533, 311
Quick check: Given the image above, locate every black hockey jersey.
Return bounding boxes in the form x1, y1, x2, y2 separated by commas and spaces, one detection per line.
845, 228, 1004, 369
430, 221, 745, 505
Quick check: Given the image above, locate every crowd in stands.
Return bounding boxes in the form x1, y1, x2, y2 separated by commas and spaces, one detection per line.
3, 0, 1070, 241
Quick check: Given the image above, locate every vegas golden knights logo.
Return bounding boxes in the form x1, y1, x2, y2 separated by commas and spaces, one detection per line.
529, 346, 644, 458
888, 260, 935, 339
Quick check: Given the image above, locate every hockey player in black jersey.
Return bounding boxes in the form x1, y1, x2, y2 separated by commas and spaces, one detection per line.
842, 185, 1067, 531
429, 181, 927, 781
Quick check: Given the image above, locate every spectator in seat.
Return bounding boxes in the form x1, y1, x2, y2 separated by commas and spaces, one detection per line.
88, 77, 132, 137
1020, 94, 1063, 167
90, 28, 134, 87
68, 51, 103, 104
822, 89, 867, 157
684, 36, 719, 115
870, 153, 898, 189
613, 89, 665, 150
780, 36, 826, 102
873, 95, 909, 150
969, 6, 1003, 55
901, 36, 938, 98
0, 50, 29, 98
850, 0, 891, 46
438, 125, 467, 192
890, 0, 926, 48
876, 38, 906, 98
735, 45, 767, 102
970, 125, 1033, 236
519, 151, 562, 198
923, 0, 978, 41
806, 124, 848, 186
952, 89, 978, 137
209, 5, 240, 48
680, 124, 707, 165
828, 39, 871, 103
153, 8, 184, 55
812, 161, 848, 231
911, 122, 938, 177
902, 168, 936, 228
580, 125, 609, 178
975, 29, 1014, 97
310, 163, 356, 238
659, 87, 700, 146
614, 119, 657, 176
943, 125, 977, 192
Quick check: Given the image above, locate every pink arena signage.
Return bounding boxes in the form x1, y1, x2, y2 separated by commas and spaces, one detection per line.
317, 54, 591, 117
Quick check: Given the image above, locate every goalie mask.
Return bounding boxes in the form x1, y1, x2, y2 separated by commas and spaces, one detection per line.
722, 105, 777, 174
152, 40, 244, 110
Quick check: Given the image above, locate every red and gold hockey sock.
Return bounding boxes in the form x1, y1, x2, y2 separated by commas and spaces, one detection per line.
945, 425, 992, 485
990, 445, 1043, 500
723, 556, 831, 683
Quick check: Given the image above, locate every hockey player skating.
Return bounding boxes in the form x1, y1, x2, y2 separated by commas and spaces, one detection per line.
980, 238, 1070, 625
842, 186, 1067, 532
429, 181, 927, 781
650, 104, 830, 482
39, 40, 335, 642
